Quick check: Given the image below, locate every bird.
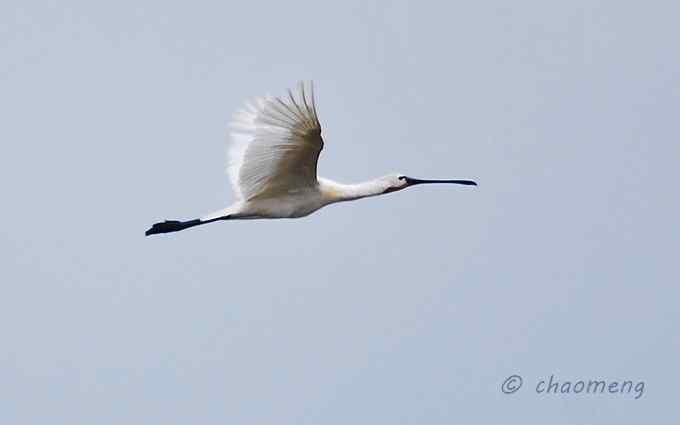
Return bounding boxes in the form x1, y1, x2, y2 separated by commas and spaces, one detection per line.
146, 81, 476, 236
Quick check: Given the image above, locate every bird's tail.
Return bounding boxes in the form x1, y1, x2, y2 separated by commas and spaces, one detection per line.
145, 216, 230, 236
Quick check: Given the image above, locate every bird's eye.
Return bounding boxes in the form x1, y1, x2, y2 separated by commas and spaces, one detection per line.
398, 176, 406, 180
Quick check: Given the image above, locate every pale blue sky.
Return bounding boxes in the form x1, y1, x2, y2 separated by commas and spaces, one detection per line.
1, 1, 678, 423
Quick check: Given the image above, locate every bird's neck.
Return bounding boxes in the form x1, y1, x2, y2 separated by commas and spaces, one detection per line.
319, 177, 387, 203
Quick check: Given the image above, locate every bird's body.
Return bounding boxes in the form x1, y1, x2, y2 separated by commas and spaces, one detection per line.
146, 82, 476, 236
200, 177, 397, 221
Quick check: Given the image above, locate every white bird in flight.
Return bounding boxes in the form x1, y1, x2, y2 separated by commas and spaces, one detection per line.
146, 82, 476, 236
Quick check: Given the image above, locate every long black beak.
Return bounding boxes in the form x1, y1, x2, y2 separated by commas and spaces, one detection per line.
403, 176, 477, 186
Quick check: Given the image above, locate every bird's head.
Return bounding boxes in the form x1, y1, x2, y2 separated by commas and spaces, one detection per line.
381, 173, 478, 194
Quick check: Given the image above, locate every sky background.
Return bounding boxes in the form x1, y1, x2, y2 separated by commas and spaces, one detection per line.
1, 1, 678, 423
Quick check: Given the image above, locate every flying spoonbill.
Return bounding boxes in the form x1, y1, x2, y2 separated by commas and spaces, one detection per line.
146, 82, 476, 236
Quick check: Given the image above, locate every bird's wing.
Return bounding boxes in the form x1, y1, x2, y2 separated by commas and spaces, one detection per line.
228, 81, 323, 201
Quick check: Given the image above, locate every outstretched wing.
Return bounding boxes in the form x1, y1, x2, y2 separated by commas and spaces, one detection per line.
228, 81, 323, 201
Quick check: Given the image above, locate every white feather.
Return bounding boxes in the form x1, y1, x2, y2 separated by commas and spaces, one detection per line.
227, 81, 322, 201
